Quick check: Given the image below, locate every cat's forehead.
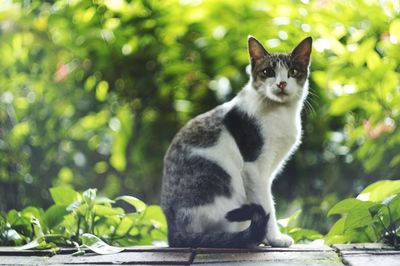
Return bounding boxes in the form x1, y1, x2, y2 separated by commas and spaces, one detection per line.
253, 53, 292, 72
264, 53, 291, 68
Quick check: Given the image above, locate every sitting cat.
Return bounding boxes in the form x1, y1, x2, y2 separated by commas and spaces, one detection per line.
161, 36, 312, 248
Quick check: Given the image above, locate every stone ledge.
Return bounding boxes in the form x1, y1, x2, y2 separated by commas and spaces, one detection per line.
0, 243, 398, 265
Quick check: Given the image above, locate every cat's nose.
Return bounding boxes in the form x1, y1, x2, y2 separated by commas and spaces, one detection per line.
277, 81, 287, 90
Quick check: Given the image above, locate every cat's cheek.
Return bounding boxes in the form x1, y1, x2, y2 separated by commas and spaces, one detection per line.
263, 80, 277, 98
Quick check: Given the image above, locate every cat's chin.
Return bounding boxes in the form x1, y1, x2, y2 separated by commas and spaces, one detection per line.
266, 93, 293, 104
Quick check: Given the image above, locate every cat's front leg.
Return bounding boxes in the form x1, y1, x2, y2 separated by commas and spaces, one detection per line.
263, 192, 294, 247
244, 167, 293, 247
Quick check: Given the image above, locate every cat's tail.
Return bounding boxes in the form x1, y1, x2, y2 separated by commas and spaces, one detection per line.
170, 203, 269, 248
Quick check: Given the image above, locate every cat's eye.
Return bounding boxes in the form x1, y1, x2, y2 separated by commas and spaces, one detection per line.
289, 68, 299, 77
262, 68, 275, 78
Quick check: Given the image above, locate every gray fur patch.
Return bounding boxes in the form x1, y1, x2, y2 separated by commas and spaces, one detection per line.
173, 107, 225, 147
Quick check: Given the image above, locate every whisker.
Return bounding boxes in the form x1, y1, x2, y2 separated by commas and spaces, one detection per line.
306, 96, 319, 107
305, 98, 316, 115
307, 89, 320, 97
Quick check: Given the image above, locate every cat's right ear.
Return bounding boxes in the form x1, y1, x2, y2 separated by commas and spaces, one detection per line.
248, 36, 269, 66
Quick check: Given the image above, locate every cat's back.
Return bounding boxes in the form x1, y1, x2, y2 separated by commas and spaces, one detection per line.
169, 105, 227, 149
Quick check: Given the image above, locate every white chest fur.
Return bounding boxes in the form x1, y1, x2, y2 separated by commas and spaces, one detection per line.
255, 102, 302, 181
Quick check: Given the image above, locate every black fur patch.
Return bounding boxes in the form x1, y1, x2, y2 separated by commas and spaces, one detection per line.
167, 203, 269, 248
226, 203, 258, 221
223, 107, 264, 162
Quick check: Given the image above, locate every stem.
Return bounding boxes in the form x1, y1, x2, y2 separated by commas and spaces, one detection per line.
91, 214, 95, 234
30, 222, 35, 240
378, 216, 389, 232
386, 205, 394, 231
75, 215, 81, 242
109, 219, 122, 243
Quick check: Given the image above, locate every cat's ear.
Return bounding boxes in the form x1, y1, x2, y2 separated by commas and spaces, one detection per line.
291, 37, 312, 66
248, 36, 269, 62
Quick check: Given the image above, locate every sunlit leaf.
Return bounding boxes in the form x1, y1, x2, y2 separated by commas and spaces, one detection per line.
143, 205, 167, 230
345, 206, 373, 231
15, 239, 42, 250
82, 188, 97, 207
328, 198, 375, 216
49, 187, 79, 206
115, 196, 146, 213
326, 217, 346, 237
93, 205, 124, 216
43, 205, 69, 229
82, 233, 124, 255
288, 228, 323, 242
357, 180, 400, 202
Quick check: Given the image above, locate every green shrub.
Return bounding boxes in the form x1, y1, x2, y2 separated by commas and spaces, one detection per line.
325, 180, 400, 247
0, 186, 167, 249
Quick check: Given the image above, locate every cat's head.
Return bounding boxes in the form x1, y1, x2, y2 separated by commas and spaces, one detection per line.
248, 36, 312, 104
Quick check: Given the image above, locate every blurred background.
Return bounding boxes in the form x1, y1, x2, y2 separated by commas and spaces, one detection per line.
0, 0, 399, 234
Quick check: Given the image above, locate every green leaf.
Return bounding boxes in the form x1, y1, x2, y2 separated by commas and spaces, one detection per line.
115, 215, 135, 236
96, 80, 109, 102
387, 194, 400, 222
368, 204, 384, 217
82, 188, 97, 207
150, 229, 167, 241
49, 186, 79, 205
286, 210, 301, 228
389, 18, 400, 41
7, 210, 32, 237
345, 206, 373, 231
330, 95, 361, 115
383, 194, 398, 206
288, 228, 323, 242
357, 180, 400, 202
82, 233, 124, 255
93, 205, 124, 216
115, 196, 146, 213
324, 235, 349, 245
15, 239, 42, 250
43, 205, 69, 229
66, 200, 81, 212
95, 197, 115, 204
142, 205, 167, 230
21, 207, 44, 221
326, 217, 346, 237
72, 250, 85, 256
16, 237, 58, 251
30, 217, 44, 239
328, 198, 374, 216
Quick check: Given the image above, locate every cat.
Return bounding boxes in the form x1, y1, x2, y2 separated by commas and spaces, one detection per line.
161, 35, 312, 248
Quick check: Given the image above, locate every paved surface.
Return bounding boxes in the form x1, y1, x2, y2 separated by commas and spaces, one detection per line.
0, 243, 399, 265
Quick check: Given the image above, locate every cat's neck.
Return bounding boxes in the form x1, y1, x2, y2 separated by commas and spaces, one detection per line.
232, 82, 306, 118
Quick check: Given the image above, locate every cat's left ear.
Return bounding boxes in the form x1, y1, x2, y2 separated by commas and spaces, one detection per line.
291, 37, 312, 66
248, 36, 269, 62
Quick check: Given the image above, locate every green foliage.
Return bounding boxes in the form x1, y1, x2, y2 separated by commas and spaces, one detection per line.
0, 186, 167, 248
279, 210, 323, 243
325, 180, 400, 247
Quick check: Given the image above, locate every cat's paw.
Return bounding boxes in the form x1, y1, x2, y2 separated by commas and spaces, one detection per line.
265, 233, 294, 247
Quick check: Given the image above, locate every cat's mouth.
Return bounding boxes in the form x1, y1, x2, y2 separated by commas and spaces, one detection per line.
266, 91, 291, 103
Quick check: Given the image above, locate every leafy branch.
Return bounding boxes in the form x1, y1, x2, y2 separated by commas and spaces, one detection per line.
0, 186, 167, 252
